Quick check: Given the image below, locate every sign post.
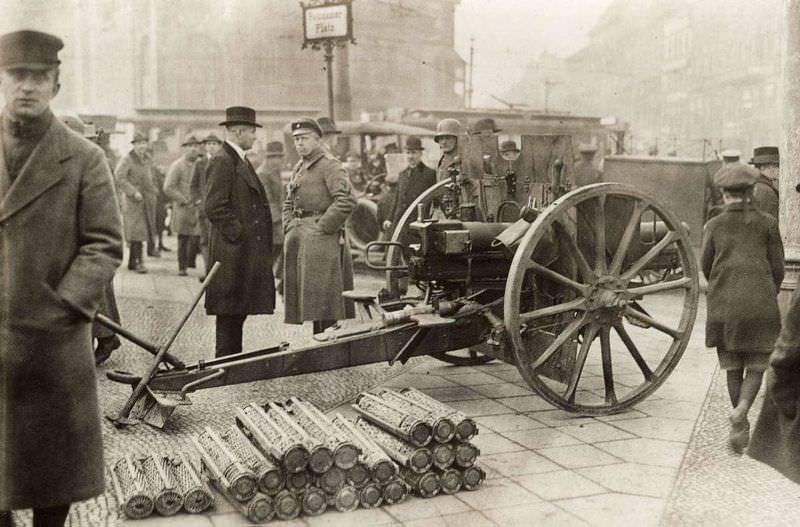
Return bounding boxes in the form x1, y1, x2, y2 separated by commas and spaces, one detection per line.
301, 0, 356, 121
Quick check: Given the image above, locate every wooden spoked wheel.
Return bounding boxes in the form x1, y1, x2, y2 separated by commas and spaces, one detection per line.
504, 183, 699, 415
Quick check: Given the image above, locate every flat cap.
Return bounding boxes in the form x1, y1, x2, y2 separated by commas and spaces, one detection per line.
203, 133, 222, 144
0, 30, 63, 70
715, 164, 759, 190
291, 117, 323, 137
181, 135, 200, 146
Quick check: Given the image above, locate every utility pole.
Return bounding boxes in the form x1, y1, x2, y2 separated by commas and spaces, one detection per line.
323, 40, 336, 120
467, 36, 474, 108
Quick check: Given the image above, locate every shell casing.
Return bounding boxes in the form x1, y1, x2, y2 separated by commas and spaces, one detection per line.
353, 393, 433, 447
272, 489, 302, 521
431, 442, 455, 470
299, 486, 328, 516
330, 414, 399, 484
286, 397, 363, 469
354, 417, 433, 474
111, 456, 154, 520
195, 427, 258, 502
264, 401, 334, 474
236, 403, 309, 474
220, 425, 284, 496
435, 467, 463, 495
453, 441, 480, 468
381, 477, 409, 505
400, 387, 479, 441
329, 484, 360, 512
374, 389, 457, 443
169, 453, 214, 514
345, 461, 371, 488
316, 465, 346, 495
139, 455, 183, 516
285, 469, 312, 491
358, 482, 384, 508
208, 477, 275, 523
401, 469, 440, 498
460, 465, 486, 491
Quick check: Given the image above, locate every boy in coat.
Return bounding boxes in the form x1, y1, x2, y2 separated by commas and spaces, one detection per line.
701, 164, 784, 453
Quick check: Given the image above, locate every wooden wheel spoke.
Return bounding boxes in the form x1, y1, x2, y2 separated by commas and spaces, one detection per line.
530, 314, 588, 370
613, 322, 654, 381
553, 219, 595, 282
599, 327, 617, 404
624, 306, 681, 339
609, 201, 646, 275
520, 297, 587, 324
594, 195, 607, 274
525, 260, 590, 293
564, 324, 599, 403
626, 276, 692, 297
620, 231, 678, 282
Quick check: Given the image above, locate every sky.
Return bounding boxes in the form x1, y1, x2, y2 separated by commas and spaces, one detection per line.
454, 0, 615, 108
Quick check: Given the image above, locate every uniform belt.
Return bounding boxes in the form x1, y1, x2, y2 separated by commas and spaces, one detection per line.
292, 209, 323, 218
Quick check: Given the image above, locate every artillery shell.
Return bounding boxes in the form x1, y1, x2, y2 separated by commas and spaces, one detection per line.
330, 413, 399, 484
460, 465, 486, 491
381, 477, 409, 505
401, 469, 440, 498
316, 465, 346, 495
264, 401, 334, 474
358, 481, 383, 508
111, 456, 154, 520
354, 393, 433, 447
220, 425, 284, 496
285, 469, 312, 491
272, 489, 302, 521
431, 442, 455, 470
195, 428, 258, 502
209, 477, 275, 523
375, 388, 457, 443
236, 403, 309, 474
400, 387, 479, 440
139, 455, 183, 516
354, 417, 433, 474
299, 486, 327, 516
453, 441, 480, 468
436, 467, 463, 495
346, 460, 371, 488
286, 397, 362, 469
169, 453, 214, 514
329, 484, 360, 512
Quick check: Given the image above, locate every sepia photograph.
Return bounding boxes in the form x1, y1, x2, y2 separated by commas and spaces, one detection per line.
1, 0, 800, 525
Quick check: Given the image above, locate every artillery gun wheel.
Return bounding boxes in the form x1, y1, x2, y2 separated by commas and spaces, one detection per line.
505, 183, 699, 415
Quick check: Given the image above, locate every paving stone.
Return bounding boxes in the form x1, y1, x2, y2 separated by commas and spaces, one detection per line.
635, 398, 702, 421
496, 394, 555, 412
577, 463, 677, 498
559, 421, 636, 443
515, 470, 606, 500
471, 432, 526, 455
121, 515, 214, 527
595, 438, 687, 468
481, 449, 562, 476
482, 369, 524, 383
483, 502, 589, 526
476, 361, 519, 372
381, 494, 471, 521
382, 372, 457, 389
469, 382, 532, 399
556, 493, 664, 527
536, 444, 622, 469
474, 413, 545, 433
454, 477, 539, 511
445, 398, 513, 417
594, 409, 648, 422
305, 505, 397, 526
400, 511, 493, 527
610, 416, 696, 443
527, 409, 595, 427
501, 427, 584, 449
446, 371, 509, 386
415, 364, 479, 376
419, 385, 483, 402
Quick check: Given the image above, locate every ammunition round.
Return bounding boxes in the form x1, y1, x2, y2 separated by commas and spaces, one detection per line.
359, 482, 383, 508
300, 486, 327, 516
273, 489, 301, 521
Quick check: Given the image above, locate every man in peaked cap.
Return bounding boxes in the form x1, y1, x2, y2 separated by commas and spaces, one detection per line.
283, 117, 356, 335
749, 146, 780, 219
204, 106, 275, 357
190, 132, 223, 279
164, 135, 203, 276
256, 141, 287, 291
0, 30, 123, 526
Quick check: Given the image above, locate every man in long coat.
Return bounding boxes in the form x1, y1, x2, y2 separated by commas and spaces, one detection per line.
0, 30, 123, 525
191, 133, 222, 279
116, 132, 158, 273
205, 107, 275, 356
749, 145, 780, 220
165, 134, 202, 275
387, 136, 436, 232
283, 117, 356, 334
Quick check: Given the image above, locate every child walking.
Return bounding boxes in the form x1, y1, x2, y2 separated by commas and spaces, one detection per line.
701, 164, 784, 453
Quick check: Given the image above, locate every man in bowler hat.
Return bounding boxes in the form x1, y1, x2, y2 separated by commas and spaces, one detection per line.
749, 146, 780, 220
204, 106, 275, 356
0, 30, 123, 526
386, 136, 436, 232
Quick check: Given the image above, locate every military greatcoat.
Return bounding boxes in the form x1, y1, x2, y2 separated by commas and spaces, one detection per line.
0, 115, 123, 509
164, 155, 200, 235
282, 147, 356, 324
115, 149, 158, 242
204, 142, 275, 315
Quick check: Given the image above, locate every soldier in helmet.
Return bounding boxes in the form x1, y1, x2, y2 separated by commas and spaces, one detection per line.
434, 117, 462, 182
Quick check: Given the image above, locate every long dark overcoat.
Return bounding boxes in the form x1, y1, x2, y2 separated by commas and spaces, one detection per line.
282, 148, 356, 324
701, 203, 784, 353
0, 118, 123, 509
164, 156, 199, 235
191, 155, 211, 246
391, 162, 436, 226
115, 150, 158, 242
204, 143, 275, 315
752, 174, 779, 220
749, 285, 800, 482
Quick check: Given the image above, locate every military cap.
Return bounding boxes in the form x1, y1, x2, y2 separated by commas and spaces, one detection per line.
317, 116, 341, 135
291, 117, 323, 137
749, 146, 779, 166
203, 133, 222, 144
265, 141, 284, 157
716, 164, 759, 190
181, 135, 200, 146
219, 106, 261, 128
720, 148, 741, 161
0, 30, 63, 70
405, 136, 424, 151
578, 143, 598, 154
131, 132, 148, 144
469, 118, 501, 134
500, 140, 520, 153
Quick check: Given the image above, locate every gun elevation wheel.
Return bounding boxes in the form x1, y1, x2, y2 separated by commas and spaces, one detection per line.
505, 183, 699, 415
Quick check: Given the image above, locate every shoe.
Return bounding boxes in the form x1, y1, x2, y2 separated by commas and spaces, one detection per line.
178, 269, 188, 276
159, 244, 172, 252
133, 264, 148, 274
94, 336, 121, 366
147, 249, 161, 258
728, 416, 750, 454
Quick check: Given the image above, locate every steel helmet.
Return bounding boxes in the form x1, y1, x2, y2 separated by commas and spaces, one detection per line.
434, 118, 463, 143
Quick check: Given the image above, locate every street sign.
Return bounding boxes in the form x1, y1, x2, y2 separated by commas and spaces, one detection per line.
302, 1, 353, 45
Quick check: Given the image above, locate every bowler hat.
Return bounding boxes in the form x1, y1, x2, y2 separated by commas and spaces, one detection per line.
317, 117, 341, 135
0, 30, 63, 70
131, 132, 148, 144
749, 146, 779, 166
219, 106, 262, 128
203, 133, 222, 144
716, 164, 759, 190
500, 140, 520, 153
405, 136, 424, 151
384, 142, 399, 154
469, 118, 501, 134
291, 117, 323, 137
181, 135, 200, 146
265, 141, 284, 157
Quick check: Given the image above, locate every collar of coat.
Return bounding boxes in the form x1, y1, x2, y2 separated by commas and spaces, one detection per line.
300, 147, 327, 170
1, 107, 53, 140
128, 149, 151, 164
